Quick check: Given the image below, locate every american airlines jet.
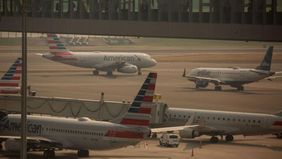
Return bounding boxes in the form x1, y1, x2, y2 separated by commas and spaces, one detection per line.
183, 46, 281, 91
153, 108, 282, 143
41, 34, 157, 76
0, 72, 157, 157
0, 58, 22, 94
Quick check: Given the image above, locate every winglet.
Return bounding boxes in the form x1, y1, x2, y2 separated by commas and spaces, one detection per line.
119, 72, 157, 127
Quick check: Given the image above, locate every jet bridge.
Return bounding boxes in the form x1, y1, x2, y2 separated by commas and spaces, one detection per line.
0, 95, 167, 125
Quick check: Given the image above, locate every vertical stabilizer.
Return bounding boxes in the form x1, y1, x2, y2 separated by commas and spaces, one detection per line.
256, 46, 273, 71
47, 34, 71, 55
0, 58, 22, 94
119, 72, 157, 127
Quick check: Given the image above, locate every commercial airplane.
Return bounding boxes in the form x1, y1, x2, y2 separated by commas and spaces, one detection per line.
41, 34, 157, 76
0, 58, 22, 94
183, 46, 281, 91
153, 108, 282, 143
0, 72, 157, 157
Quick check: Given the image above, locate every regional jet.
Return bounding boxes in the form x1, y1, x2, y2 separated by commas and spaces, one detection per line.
41, 34, 157, 76
0, 72, 157, 157
0, 58, 22, 94
153, 108, 282, 143
183, 46, 281, 91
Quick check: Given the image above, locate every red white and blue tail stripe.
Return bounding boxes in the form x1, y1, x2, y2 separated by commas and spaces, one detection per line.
0, 58, 22, 94
120, 72, 157, 127
47, 33, 72, 56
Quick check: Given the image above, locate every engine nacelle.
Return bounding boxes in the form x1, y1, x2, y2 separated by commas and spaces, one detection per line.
4, 139, 21, 152
117, 65, 138, 73
195, 80, 209, 88
179, 128, 200, 138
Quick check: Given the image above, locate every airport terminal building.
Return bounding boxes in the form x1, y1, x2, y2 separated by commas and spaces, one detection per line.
0, 0, 282, 41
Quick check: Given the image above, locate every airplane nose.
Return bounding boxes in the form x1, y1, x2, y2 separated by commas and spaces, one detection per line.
151, 59, 157, 66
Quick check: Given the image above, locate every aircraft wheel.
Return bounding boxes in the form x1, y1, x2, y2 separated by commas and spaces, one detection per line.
78, 149, 90, 157
138, 68, 142, 75
93, 70, 99, 75
225, 135, 234, 141
214, 86, 222, 91
237, 86, 244, 91
107, 71, 113, 76
210, 136, 219, 143
195, 85, 200, 89
0, 143, 3, 151
43, 149, 55, 158
276, 133, 282, 139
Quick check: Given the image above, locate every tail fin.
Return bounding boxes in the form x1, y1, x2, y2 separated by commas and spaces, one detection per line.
0, 58, 22, 82
0, 58, 22, 94
256, 46, 273, 71
47, 34, 71, 56
119, 72, 157, 127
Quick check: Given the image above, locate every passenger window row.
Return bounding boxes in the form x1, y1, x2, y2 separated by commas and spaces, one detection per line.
170, 114, 261, 124
45, 127, 103, 136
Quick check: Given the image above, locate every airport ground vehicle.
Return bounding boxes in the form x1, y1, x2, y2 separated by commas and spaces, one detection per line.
159, 133, 180, 147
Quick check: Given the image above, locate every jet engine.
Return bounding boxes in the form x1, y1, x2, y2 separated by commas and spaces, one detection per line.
117, 64, 138, 73
179, 128, 200, 138
4, 139, 21, 152
195, 80, 209, 88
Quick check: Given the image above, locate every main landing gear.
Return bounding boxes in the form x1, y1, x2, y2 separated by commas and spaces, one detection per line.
78, 149, 89, 157
225, 134, 234, 141
214, 85, 222, 91
236, 86, 244, 91
210, 136, 219, 143
210, 135, 234, 143
138, 68, 142, 75
43, 149, 55, 158
93, 70, 99, 75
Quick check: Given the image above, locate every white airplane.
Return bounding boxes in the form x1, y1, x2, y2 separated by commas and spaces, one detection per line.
41, 34, 157, 76
153, 108, 282, 143
0, 58, 22, 94
183, 46, 282, 91
0, 72, 158, 157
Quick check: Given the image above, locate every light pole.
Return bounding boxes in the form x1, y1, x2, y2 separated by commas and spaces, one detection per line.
21, 0, 27, 158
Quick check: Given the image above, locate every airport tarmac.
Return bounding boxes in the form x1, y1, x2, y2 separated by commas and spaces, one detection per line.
1, 44, 282, 158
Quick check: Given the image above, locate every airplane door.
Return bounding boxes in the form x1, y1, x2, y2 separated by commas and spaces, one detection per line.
151, 102, 168, 124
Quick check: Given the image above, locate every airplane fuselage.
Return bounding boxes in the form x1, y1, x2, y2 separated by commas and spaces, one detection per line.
189, 68, 273, 86
0, 114, 150, 150
43, 52, 157, 71
164, 108, 282, 136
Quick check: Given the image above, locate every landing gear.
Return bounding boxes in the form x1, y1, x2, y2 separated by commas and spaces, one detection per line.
195, 85, 200, 89
78, 149, 89, 157
225, 135, 234, 141
43, 149, 55, 158
93, 70, 99, 75
138, 68, 142, 75
210, 136, 219, 143
275, 133, 282, 139
214, 86, 222, 91
107, 71, 113, 76
0, 143, 3, 151
237, 86, 244, 91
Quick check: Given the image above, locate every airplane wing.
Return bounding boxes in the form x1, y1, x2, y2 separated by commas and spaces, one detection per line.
95, 61, 125, 70
96, 62, 138, 73
186, 76, 222, 85
0, 136, 63, 150
151, 125, 200, 133
266, 76, 282, 81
